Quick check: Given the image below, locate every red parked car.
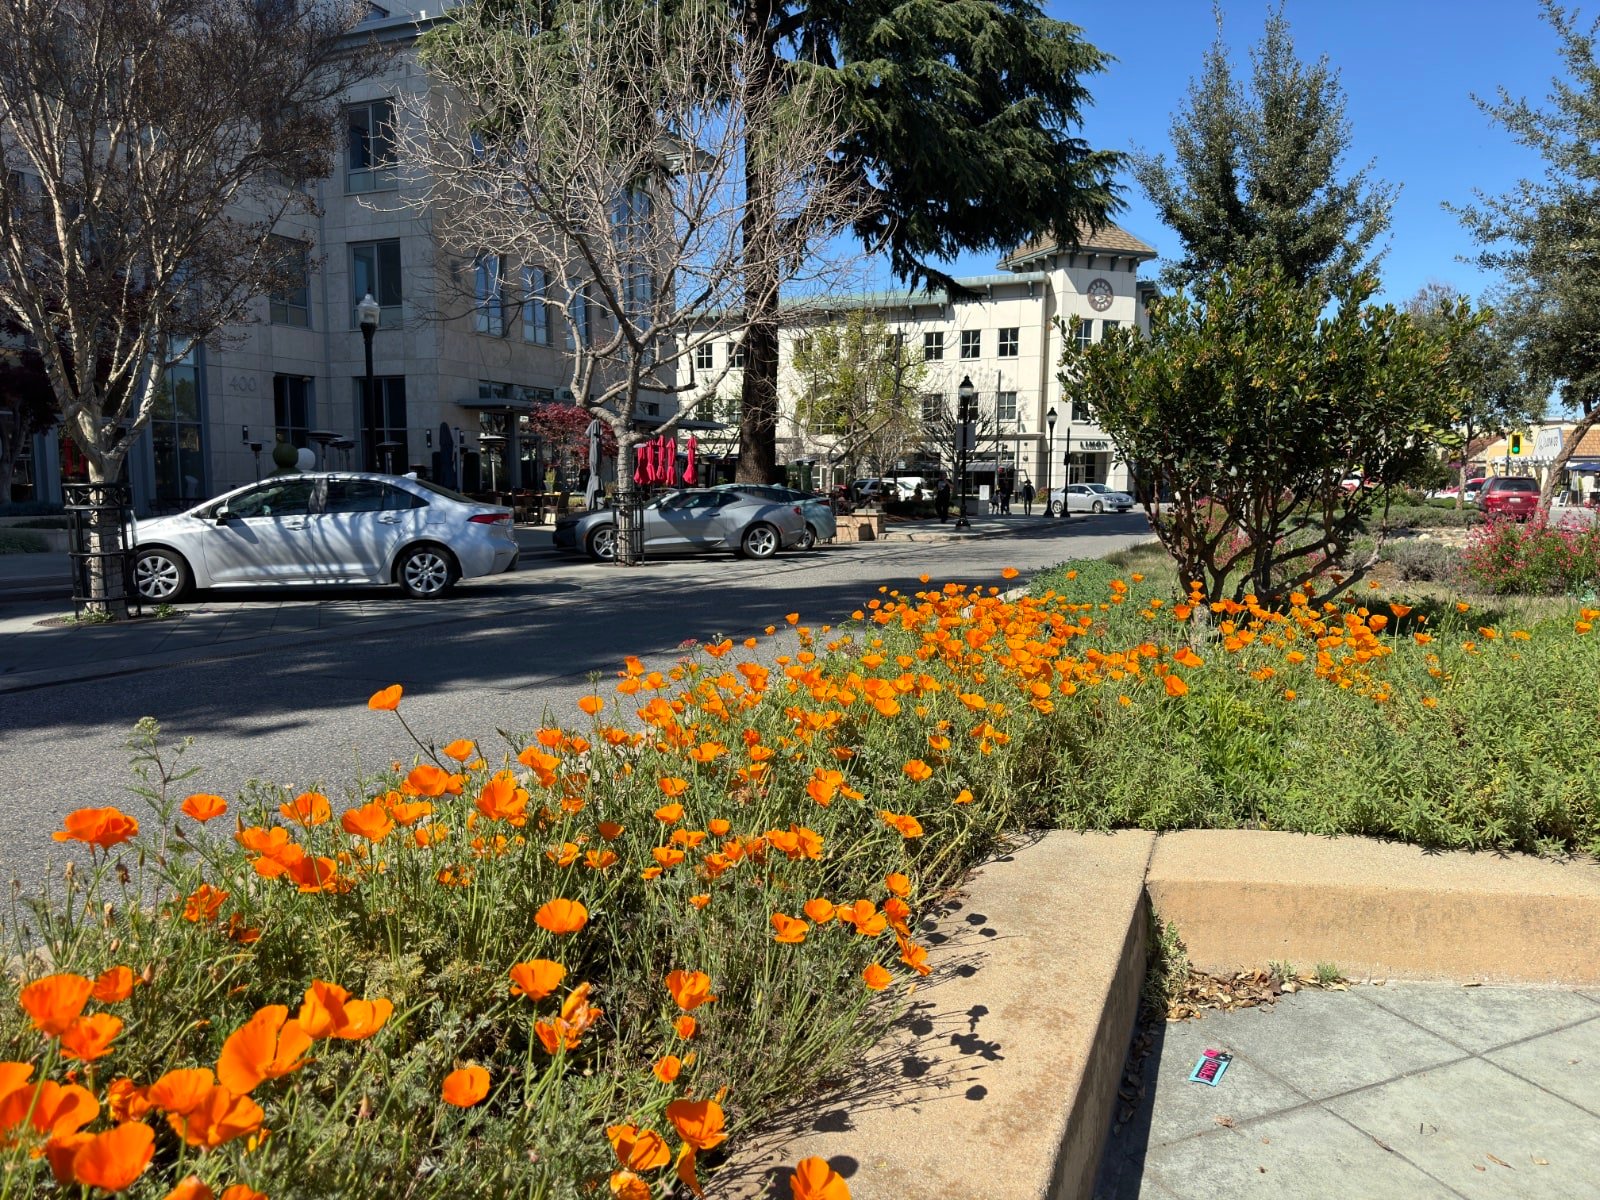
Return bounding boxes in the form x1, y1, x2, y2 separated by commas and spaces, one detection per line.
1477, 476, 1541, 521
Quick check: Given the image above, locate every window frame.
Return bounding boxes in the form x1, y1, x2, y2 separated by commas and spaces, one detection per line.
960, 329, 981, 359
923, 331, 944, 362
267, 237, 311, 328
349, 239, 402, 328
521, 265, 550, 345
474, 252, 505, 336
997, 327, 1020, 358
344, 98, 398, 194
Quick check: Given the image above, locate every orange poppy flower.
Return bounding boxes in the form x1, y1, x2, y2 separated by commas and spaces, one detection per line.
610, 1171, 651, 1200
183, 883, 229, 923
91, 966, 136, 1004
1001, 567, 1020, 580
770, 913, 808, 944
676, 1143, 702, 1197
789, 1156, 850, 1199
0, 1061, 32, 1103
898, 938, 932, 976
340, 800, 394, 843
297, 981, 392, 1040
665, 1098, 727, 1151
52, 807, 139, 850
598, 821, 625, 841
45, 1132, 91, 1188
221, 1185, 268, 1200
105, 1078, 151, 1123
476, 772, 528, 822
19, 972, 93, 1036
442, 739, 476, 762
652, 1054, 683, 1083
278, 792, 331, 826
0, 1079, 97, 1139
688, 893, 710, 909
884, 873, 911, 898
1172, 646, 1203, 668
181, 794, 228, 822
607, 1124, 671, 1172
1163, 675, 1189, 698
167, 1086, 264, 1148
146, 1068, 216, 1116
216, 1006, 313, 1094
509, 959, 567, 1001
664, 970, 717, 1011
60, 1013, 123, 1062
441, 1065, 490, 1107
674, 1015, 697, 1039
387, 799, 433, 825
368, 685, 403, 710
71, 1121, 155, 1192
163, 1175, 215, 1200
585, 849, 619, 870
652, 846, 686, 868
878, 811, 923, 838
952, 789, 973, 805
535, 898, 588, 935
802, 898, 835, 924
285, 854, 341, 893
707, 818, 731, 836
862, 963, 892, 990
901, 759, 933, 782
407, 764, 454, 798
657, 775, 689, 799
577, 695, 605, 716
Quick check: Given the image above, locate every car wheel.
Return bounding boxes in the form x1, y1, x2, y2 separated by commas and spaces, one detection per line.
1048, 500, 1063, 517
396, 543, 458, 599
799, 523, 818, 551
1091, 500, 1103, 514
586, 524, 618, 562
133, 547, 191, 603
741, 523, 779, 560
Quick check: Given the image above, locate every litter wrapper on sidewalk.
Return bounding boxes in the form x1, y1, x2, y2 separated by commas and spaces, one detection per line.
1188, 1048, 1232, 1087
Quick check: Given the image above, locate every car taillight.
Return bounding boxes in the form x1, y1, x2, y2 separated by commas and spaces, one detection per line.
469, 513, 511, 526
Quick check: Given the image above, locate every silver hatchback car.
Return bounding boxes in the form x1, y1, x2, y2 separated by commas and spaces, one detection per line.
131, 473, 517, 601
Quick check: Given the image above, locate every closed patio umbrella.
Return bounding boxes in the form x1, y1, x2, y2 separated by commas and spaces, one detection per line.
684, 436, 698, 485
585, 420, 602, 507
665, 435, 679, 486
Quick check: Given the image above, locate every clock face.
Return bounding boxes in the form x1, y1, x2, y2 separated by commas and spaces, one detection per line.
1087, 278, 1114, 312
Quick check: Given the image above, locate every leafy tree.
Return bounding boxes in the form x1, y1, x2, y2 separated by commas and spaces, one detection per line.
734, 0, 1123, 482
790, 314, 924, 482
1131, 4, 1394, 289
1063, 260, 1452, 605
1404, 284, 1540, 507
0, 0, 382, 612
1453, 0, 1600, 501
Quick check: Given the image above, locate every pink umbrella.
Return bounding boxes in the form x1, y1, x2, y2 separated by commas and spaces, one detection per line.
650, 436, 664, 484
665, 435, 679, 486
632, 443, 647, 486
683, 436, 698, 485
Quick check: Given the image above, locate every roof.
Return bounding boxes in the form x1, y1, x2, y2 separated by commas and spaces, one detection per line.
779, 272, 1050, 316
1001, 221, 1158, 269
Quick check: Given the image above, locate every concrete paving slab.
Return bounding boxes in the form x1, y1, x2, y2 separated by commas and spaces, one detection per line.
1323, 1055, 1600, 1199
717, 830, 1156, 1200
1484, 1016, 1600, 1119
1186, 989, 1466, 1102
1141, 1106, 1462, 1200
1360, 983, 1600, 1054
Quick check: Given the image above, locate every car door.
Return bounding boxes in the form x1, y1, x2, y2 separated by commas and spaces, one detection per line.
201, 478, 320, 584
309, 478, 402, 581
650, 492, 720, 548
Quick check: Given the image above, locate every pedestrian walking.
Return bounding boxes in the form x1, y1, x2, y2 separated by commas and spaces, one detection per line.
935, 478, 951, 523
1021, 479, 1035, 516
998, 482, 1012, 515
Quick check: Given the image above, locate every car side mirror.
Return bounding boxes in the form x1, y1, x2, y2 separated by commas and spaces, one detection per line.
214, 507, 233, 524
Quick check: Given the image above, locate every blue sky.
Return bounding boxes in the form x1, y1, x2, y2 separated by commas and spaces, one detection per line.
915, 0, 1569, 306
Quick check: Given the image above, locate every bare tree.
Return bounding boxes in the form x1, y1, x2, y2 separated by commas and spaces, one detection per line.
789, 315, 924, 485
0, 0, 384, 613
404, 0, 862, 564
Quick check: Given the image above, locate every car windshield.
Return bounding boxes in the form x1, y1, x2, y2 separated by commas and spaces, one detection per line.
405, 478, 474, 504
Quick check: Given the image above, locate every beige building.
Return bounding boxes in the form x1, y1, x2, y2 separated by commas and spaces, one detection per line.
27, 4, 670, 515
682, 222, 1157, 497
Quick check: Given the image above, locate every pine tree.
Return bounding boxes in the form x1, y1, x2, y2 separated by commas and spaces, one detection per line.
1131, 4, 1394, 288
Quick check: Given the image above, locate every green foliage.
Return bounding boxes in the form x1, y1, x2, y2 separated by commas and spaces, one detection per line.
1142, 915, 1190, 1016
1131, 5, 1394, 289
0, 529, 47, 553
1381, 539, 1459, 584
1375, 505, 1481, 530
790, 313, 924, 477
1062, 259, 1453, 604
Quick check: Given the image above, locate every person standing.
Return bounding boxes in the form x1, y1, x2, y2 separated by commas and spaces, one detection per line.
998, 480, 1012, 515
1021, 478, 1035, 516
935, 477, 951, 523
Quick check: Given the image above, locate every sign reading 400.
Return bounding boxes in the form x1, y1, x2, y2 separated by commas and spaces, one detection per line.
227, 374, 259, 394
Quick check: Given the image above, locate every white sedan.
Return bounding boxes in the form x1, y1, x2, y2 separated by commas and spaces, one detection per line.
131, 473, 518, 602
1048, 482, 1136, 516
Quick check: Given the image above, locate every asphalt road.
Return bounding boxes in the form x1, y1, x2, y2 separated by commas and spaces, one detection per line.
0, 516, 1154, 885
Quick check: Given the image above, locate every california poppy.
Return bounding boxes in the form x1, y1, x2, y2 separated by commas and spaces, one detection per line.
770, 913, 808, 945
789, 1156, 851, 1199
441, 1065, 490, 1107
183, 883, 229, 923
60, 1013, 123, 1062
278, 792, 331, 826
884, 873, 910, 898
606, 1124, 671, 1172
45, 1131, 91, 1187
535, 898, 588, 934
674, 1015, 697, 1039
610, 1172, 651, 1200
367, 684, 403, 710
167, 1086, 263, 1148
578, 695, 605, 716
1163, 675, 1189, 698
442, 738, 476, 762
71, 1121, 155, 1192
509, 959, 567, 1001
0, 1080, 98, 1139
652, 1054, 682, 1083
146, 1068, 216, 1116
339, 801, 394, 843
664, 970, 717, 1011
476, 772, 528, 822
803, 898, 835, 924
664, 1097, 727, 1150
52, 807, 139, 850
862, 963, 892, 990
162, 1175, 215, 1200
0, 1062, 32, 1103
220, 1186, 268, 1200
216, 1006, 313, 1094
181, 794, 228, 822
20, 972, 93, 1036
91, 966, 136, 1004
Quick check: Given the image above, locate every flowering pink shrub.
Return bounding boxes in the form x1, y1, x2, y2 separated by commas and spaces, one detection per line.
1462, 514, 1600, 594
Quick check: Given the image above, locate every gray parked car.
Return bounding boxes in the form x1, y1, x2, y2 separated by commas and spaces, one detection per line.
1048, 482, 1136, 516
554, 488, 807, 561
711, 484, 836, 550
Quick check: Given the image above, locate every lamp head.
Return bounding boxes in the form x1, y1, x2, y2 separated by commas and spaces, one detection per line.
957, 375, 976, 403
1046, 407, 1058, 431
357, 292, 381, 332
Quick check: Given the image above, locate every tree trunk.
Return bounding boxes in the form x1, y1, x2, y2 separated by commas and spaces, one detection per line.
1539, 406, 1600, 508
0, 454, 14, 508
736, 0, 780, 485
80, 461, 132, 620
614, 440, 641, 567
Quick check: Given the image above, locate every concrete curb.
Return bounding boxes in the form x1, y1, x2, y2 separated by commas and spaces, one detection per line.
721, 829, 1600, 1199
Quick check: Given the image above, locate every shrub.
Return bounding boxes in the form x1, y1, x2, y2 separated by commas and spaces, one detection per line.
1383, 539, 1458, 583
1461, 515, 1600, 594
0, 529, 47, 554
1378, 504, 1479, 530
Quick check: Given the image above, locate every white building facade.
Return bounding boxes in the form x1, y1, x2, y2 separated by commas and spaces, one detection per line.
682, 222, 1157, 497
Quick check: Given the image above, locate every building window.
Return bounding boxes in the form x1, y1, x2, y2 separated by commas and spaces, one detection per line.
151, 345, 205, 506
1074, 320, 1094, 350
1101, 319, 1121, 335
521, 266, 550, 344
998, 327, 1019, 357
730, 340, 746, 368
273, 375, 314, 448
356, 375, 407, 472
921, 393, 944, 424
624, 267, 654, 331
478, 380, 513, 401
960, 329, 981, 359
694, 342, 715, 372
474, 252, 505, 336
1068, 397, 1094, 424
268, 238, 310, 328
997, 391, 1018, 423
923, 331, 944, 361
564, 283, 591, 349
345, 98, 397, 193
350, 239, 402, 327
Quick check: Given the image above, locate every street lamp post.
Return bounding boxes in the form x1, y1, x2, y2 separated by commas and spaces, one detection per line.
1045, 407, 1058, 518
357, 292, 380, 470
955, 375, 976, 530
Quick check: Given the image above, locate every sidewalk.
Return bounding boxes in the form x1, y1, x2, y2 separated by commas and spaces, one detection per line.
878, 512, 1069, 542
0, 551, 70, 600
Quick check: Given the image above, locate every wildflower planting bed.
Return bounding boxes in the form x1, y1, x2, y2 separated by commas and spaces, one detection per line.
3, 564, 1597, 1199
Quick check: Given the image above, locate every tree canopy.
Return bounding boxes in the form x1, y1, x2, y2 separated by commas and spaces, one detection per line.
1131, 4, 1394, 288
790, 313, 923, 480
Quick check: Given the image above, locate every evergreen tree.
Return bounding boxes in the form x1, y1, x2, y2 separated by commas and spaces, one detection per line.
1453, 0, 1600, 498
1131, 4, 1394, 288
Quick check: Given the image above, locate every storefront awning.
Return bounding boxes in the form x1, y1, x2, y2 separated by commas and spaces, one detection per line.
456, 397, 534, 414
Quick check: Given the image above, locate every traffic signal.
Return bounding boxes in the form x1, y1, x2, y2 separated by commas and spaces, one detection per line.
1509, 432, 1523, 454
